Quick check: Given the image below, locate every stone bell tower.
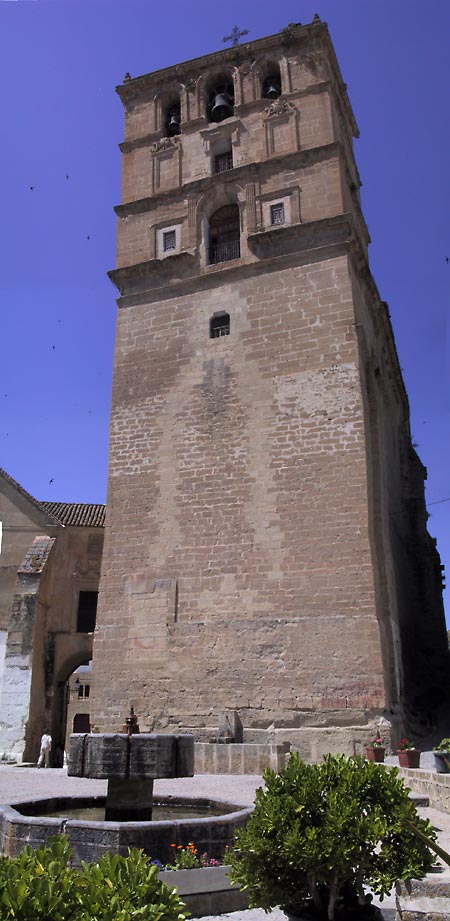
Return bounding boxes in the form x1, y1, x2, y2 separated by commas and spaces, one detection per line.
93, 19, 449, 757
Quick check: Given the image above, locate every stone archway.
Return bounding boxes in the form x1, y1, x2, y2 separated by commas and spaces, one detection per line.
50, 643, 93, 767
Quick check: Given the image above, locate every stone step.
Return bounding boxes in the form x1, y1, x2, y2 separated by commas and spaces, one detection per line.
395, 870, 450, 920
408, 792, 430, 807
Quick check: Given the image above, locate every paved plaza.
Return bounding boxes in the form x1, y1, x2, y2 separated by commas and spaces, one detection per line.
2, 765, 450, 920
0, 764, 419, 919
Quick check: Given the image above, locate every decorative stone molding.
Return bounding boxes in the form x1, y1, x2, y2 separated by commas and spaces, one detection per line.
264, 98, 295, 118
151, 136, 179, 153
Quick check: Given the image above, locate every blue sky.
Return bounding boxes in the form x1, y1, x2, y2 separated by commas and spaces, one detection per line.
0, 0, 449, 619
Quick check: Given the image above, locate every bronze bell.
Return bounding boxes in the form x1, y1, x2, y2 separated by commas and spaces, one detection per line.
168, 112, 180, 136
265, 84, 281, 99
211, 92, 233, 122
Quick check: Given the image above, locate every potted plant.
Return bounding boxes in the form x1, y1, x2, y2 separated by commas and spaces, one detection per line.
364, 736, 385, 763
433, 737, 450, 774
227, 752, 436, 920
157, 843, 247, 914
397, 738, 421, 768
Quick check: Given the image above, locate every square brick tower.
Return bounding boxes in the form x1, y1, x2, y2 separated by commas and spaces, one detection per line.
95, 18, 449, 757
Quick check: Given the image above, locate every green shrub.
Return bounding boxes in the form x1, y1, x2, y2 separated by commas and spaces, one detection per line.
79, 848, 189, 921
435, 737, 450, 752
228, 753, 436, 920
0, 836, 188, 921
0, 836, 81, 921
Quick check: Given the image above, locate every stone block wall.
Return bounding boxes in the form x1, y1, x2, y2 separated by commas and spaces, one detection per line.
92, 19, 450, 755
93, 250, 386, 753
194, 742, 290, 774
398, 769, 450, 815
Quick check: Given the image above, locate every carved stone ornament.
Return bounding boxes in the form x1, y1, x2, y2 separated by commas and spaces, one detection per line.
183, 77, 198, 92
264, 98, 295, 118
151, 137, 179, 153
72, 560, 100, 579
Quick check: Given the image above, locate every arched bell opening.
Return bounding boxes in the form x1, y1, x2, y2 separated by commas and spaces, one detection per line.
261, 64, 282, 99
206, 73, 235, 123
208, 204, 240, 264
164, 98, 181, 137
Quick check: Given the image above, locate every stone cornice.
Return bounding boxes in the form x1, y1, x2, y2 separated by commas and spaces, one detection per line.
108, 250, 196, 292
109, 209, 410, 424
110, 213, 354, 304
114, 142, 343, 218
117, 20, 358, 140
117, 21, 325, 105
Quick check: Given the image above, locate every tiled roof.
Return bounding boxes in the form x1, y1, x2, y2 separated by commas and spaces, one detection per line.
40, 502, 105, 528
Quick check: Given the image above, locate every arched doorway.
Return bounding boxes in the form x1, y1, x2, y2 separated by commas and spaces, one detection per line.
51, 656, 93, 766
73, 713, 91, 734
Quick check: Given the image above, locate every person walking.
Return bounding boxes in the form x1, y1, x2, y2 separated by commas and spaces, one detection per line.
37, 731, 52, 768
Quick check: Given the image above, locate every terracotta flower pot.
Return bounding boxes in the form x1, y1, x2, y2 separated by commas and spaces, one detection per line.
397, 749, 420, 768
365, 746, 385, 763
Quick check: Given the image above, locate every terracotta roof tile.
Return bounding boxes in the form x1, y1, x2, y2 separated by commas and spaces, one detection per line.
40, 502, 105, 528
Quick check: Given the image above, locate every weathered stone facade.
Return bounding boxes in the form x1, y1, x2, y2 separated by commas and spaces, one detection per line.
93, 19, 449, 756
0, 469, 104, 761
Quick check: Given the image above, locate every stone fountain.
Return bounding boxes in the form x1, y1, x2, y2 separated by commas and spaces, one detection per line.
0, 708, 252, 865
67, 707, 194, 821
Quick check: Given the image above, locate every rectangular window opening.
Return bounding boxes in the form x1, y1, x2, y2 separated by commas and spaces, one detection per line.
270, 203, 285, 226
163, 230, 176, 251
76, 591, 98, 633
210, 313, 230, 338
214, 151, 233, 174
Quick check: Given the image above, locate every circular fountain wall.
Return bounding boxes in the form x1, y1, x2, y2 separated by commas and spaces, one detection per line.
0, 794, 252, 865
0, 728, 252, 863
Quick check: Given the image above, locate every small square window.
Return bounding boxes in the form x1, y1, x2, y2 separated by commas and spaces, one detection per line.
270, 203, 285, 226
163, 230, 176, 251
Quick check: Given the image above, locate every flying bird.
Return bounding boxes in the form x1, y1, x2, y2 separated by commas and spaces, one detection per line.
29, 186, 35, 191
49, 478, 54, 484
52, 345, 56, 351
65, 174, 69, 180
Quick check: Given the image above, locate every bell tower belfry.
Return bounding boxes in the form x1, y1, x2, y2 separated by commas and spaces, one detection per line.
94, 19, 449, 756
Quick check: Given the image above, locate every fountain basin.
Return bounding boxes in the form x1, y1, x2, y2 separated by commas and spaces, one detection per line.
0, 794, 252, 864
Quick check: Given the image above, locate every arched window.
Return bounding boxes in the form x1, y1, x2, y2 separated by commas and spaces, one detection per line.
261, 65, 281, 99
206, 74, 235, 123
164, 100, 181, 137
208, 205, 240, 264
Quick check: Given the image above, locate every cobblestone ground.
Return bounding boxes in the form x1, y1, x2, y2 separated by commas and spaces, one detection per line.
3, 765, 450, 921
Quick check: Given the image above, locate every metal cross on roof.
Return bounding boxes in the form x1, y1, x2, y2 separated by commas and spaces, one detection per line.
223, 25, 250, 47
